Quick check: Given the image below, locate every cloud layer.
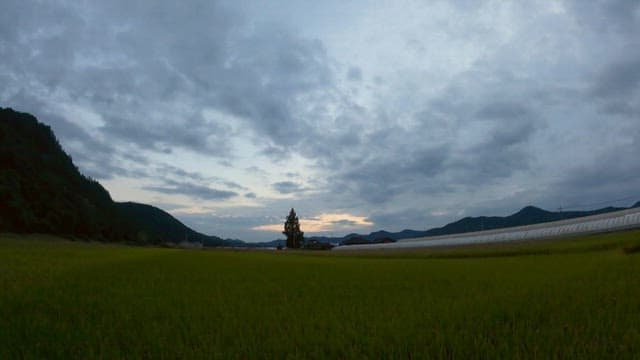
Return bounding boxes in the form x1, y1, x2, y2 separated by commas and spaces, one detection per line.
2, 0, 639, 241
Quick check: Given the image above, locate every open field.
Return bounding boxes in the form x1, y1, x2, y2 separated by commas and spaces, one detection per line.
2, 231, 640, 358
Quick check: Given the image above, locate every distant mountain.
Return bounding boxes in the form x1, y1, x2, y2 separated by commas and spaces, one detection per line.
115, 202, 227, 246
248, 239, 286, 248
304, 203, 638, 246
413, 205, 630, 239
0, 107, 228, 245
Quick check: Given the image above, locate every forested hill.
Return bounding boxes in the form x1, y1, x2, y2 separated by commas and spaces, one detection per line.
0, 107, 227, 245
397, 204, 638, 240
114, 202, 225, 246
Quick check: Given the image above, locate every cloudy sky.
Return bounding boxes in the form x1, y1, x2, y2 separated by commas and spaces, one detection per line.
2, 1, 639, 242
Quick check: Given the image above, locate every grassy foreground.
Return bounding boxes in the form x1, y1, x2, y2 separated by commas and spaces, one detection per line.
1, 231, 640, 359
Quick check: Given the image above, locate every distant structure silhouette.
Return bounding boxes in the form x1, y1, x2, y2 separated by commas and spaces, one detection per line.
283, 208, 304, 249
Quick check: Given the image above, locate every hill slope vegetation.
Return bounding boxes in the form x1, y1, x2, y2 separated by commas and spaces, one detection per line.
0, 107, 225, 245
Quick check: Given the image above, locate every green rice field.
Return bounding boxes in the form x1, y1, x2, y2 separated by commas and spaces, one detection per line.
2, 231, 640, 358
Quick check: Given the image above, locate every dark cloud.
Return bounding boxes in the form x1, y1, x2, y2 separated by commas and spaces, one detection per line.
272, 181, 306, 194
217, 160, 234, 167
547, 137, 640, 207
223, 181, 248, 191
1, 0, 336, 161
347, 66, 363, 81
332, 144, 451, 204
245, 166, 268, 176
144, 180, 237, 201
2, 0, 640, 241
152, 165, 247, 194
208, 25, 334, 151
100, 112, 233, 156
476, 102, 531, 121
590, 58, 640, 116
567, 0, 640, 34
331, 219, 359, 226
260, 145, 292, 161
454, 104, 538, 181
320, 95, 540, 206
591, 58, 640, 99
155, 165, 209, 182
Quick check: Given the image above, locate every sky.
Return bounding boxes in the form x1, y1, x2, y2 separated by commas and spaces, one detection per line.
1, 0, 639, 242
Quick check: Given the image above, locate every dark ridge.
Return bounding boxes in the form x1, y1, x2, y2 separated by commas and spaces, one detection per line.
0, 107, 228, 246
115, 202, 226, 246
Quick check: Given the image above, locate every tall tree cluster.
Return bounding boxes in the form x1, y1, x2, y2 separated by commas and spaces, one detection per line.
283, 208, 304, 248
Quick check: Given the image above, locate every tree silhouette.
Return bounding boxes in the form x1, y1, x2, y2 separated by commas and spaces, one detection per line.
283, 208, 304, 248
